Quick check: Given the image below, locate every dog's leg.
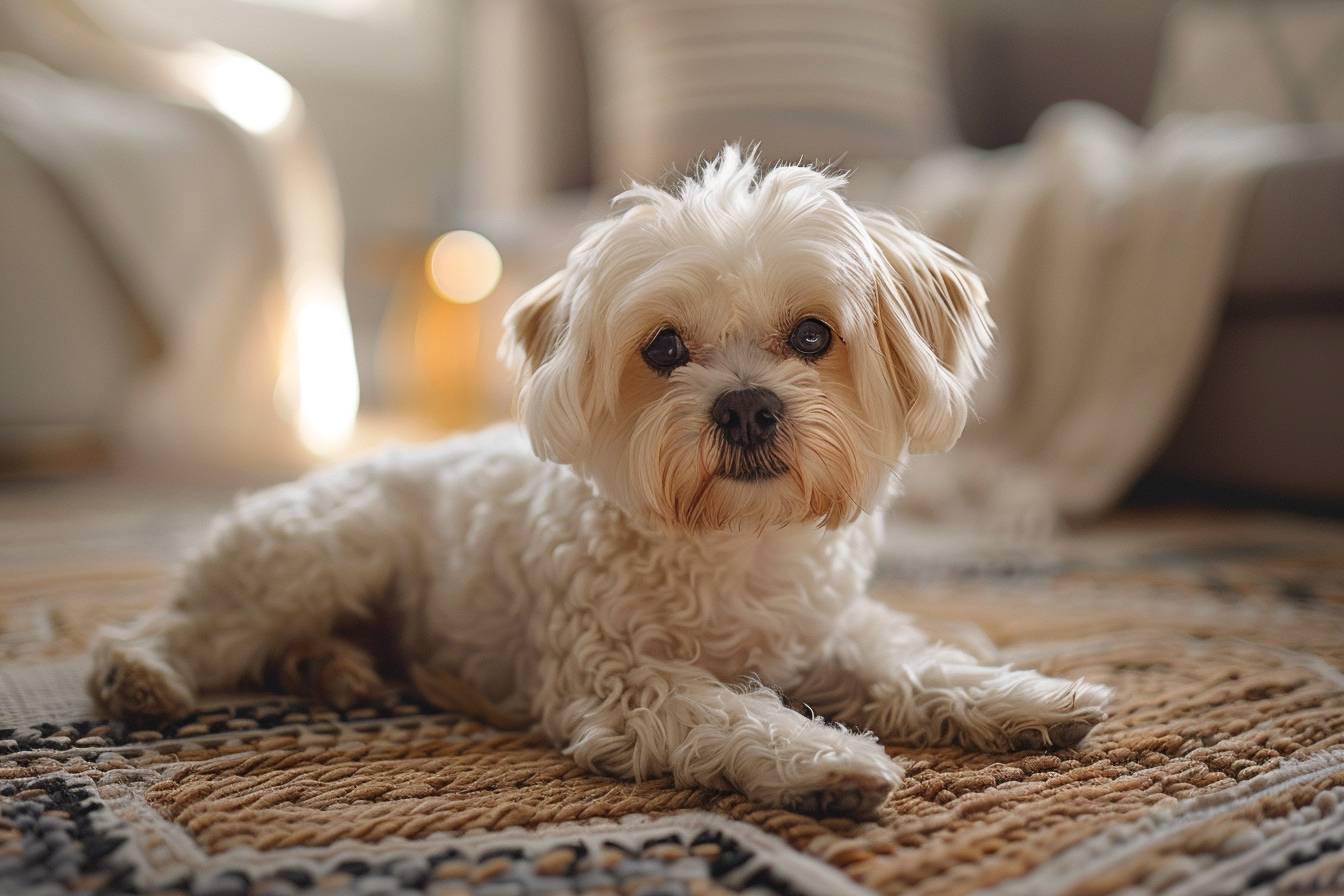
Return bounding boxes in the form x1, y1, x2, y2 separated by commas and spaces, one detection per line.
90, 612, 197, 721
793, 598, 1111, 752
270, 636, 389, 709
91, 463, 408, 720
540, 649, 903, 818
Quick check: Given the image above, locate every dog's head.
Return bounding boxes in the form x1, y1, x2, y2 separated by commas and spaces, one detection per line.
502, 147, 991, 532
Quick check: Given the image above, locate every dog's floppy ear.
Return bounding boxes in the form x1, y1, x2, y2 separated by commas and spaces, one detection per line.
501, 268, 593, 465
501, 270, 567, 375
861, 209, 993, 454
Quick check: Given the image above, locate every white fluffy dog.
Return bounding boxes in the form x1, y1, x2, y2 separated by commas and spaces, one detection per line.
91, 148, 1110, 817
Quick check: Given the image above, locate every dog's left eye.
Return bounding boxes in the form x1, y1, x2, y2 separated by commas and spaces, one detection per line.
788, 318, 832, 359
642, 326, 690, 373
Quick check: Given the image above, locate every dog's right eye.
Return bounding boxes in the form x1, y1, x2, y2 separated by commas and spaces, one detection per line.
642, 327, 690, 374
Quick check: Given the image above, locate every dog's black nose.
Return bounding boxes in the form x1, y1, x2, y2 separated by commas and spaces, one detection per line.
711, 388, 783, 449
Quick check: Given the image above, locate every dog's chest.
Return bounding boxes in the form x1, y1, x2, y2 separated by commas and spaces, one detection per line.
700, 568, 843, 685
600, 527, 866, 685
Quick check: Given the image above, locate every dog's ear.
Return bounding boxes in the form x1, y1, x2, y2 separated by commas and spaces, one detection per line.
501, 268, 593, 464
861, 209, 993, 454
501, 270, 567, 375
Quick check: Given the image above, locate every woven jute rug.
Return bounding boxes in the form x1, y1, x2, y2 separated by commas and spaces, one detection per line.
2, 478, 1343, 895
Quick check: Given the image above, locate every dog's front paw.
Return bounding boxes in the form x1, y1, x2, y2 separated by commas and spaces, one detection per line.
91, 643, 194, 722
1008, 717, 1103, 751
750, 737, 903, 819
778, 767, 900, 819
985, 675, 1112, 753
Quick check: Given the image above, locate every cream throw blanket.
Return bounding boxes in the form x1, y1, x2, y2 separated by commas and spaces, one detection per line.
879, 102, 1343, 527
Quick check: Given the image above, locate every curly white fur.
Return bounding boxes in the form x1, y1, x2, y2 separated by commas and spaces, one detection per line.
91, 148, 1110, 818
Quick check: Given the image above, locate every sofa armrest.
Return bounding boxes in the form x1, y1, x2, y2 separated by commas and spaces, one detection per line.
1156, 311, 1344, 504
0, 134, 141, 430
1227, 151, 1344, 304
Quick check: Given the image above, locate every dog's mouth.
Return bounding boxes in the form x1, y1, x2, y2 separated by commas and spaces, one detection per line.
716, 448, 790, 483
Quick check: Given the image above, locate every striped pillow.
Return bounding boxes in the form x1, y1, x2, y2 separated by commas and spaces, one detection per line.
578, 0, 957, 184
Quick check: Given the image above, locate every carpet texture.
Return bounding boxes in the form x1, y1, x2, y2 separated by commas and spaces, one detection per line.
2, 479, 1343, 895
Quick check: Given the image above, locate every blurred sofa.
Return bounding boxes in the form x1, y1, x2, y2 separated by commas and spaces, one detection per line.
459, 0, 1344, 507
0, 0, 360, 471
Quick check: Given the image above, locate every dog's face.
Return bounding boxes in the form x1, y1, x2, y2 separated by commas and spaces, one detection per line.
503, 148, 992, 532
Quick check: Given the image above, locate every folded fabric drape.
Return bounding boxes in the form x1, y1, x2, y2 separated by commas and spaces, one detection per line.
880, 102, 1344, 528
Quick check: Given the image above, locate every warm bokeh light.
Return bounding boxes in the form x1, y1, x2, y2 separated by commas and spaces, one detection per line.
192, 51, 294, 135
178, 43, 358, 459
290, 277, 361, 457
426, 230, 502, 304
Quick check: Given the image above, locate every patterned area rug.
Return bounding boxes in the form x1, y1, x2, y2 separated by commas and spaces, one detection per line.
2, 478, 1343, 895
